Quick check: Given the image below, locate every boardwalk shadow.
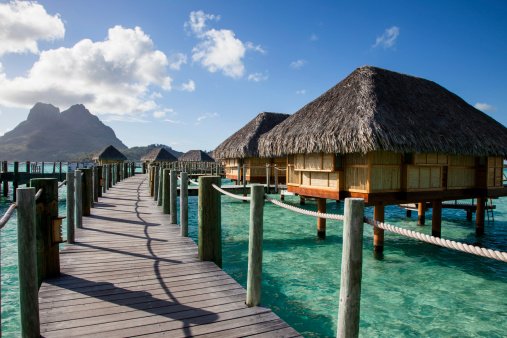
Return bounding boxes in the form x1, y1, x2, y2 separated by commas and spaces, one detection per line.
45, 274, 219, 334
88, 214, 160, 227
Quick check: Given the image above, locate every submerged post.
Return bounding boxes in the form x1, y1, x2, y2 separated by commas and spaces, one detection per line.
198, 176, 222, 267
31, 178, 60, 286
337, 198, 364, 338
246, 184, 264, 307
170, 170, 177, 224
180, 172, 188, 236
162, 169, 170, 214
75, 170, 83, 229
66, 172, 75, 244
17, 187, 40, 338
317, 198, 327, 239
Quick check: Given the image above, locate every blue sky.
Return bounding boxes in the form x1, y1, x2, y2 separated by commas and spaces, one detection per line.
0, 0, 506, 151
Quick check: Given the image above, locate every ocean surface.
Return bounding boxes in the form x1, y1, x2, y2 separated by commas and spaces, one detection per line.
1, 172, 506, 337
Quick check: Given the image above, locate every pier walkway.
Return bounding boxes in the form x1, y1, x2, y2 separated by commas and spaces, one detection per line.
38, 174, 300, 337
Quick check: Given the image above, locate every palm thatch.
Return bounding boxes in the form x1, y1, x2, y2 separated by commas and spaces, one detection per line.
213, 112, 290, 159
259, 66, 507, 158
92, 145, 127, 161
140, 147, 177, 162
179, 150, 215, 162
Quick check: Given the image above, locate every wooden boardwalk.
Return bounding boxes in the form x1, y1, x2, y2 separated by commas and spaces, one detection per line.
39, 174, 300, 337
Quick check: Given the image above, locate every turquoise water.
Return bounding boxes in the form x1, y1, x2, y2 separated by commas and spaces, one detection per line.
2, 176, 506, 337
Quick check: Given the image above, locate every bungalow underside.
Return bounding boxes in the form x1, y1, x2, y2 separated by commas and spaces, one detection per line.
224, 157, 287, 184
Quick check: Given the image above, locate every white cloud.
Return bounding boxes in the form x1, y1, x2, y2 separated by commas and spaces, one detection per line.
474, 102, 496, 112
181, 79, 196, 92
310, 34, 318, 41
0, 25, 173, 117
196, 112, 218, 124
245, 42, 266, 54
164, 118, 184, 124
168, 53, 187, 70
373, 26, 400, 49
187, 11, 263, 79
0, 0, 65, 56
296, 89, 306, 95
153, 110, 166, 118
247, 72, 268, 82
290, 59, 306, 70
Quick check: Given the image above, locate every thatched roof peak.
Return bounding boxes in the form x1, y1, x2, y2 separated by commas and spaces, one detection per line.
92, 145, 127, 161
259, 66, 507, 157
141, 147, 177, 162
179, 150, 215, 162
213, 112, 290, 159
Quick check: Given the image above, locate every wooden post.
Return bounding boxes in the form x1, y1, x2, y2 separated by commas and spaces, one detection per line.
170, 170, 178, 224
75, 170, 83, 229
26, 161, 30, 174
16, 187, 40, 337
154, 166, 160, 201
337, 198, 364, 338
265, 165, 270, 193
59, 162, 62, 181
149, 166, 154, 196
81, 168, 92, 215
180, 172, 188, 237
417, 202, 425, 226
406, 209, 412, 218
116, 163, 121, 183
373, 204, 384, 258
2, 161, 8, 197
30, 178, 59, 285
13, 161, 19, 201
300, 196, 306, 205
317, 197, 327, 239
242, 164, 247, 195
246, 184, 264, 307
432, 200, 442, 237
108, 164, 112, 188
198, 176, 222, 267
157, 167, 163, 206
52, 162, 56, 174
237, 163, 241, 184
93, 166, 99, 203
97, 165, 103, 198
274, 165, 279, 193
41, 161, 45, 174
162, 169, 171, 214
476, 197, 485, 236
66, 172, 75, 244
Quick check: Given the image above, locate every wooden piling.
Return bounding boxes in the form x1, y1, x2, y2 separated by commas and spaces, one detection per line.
246, 184, 264, 307
81, 168, 92, 215
417, 202, 425, 226
149, 166, 154, 196
265, 165, 270, 193
108, 164, 112, 188
93, 166, 99, 203
180, 172, 188, 237
274, 165, 279, 193
337, 198, 364, 338
75, 170, 83, 229
373, 204, 384, 257
317, 197, 327, 239
13, 161, 19, 201
198, 176, 222, 267
2, 161, 8, 197
97, 165, 103, 197
476, 196, 485, 236
66, 172, 75, 244
153, 166, 159, 201
26, 161, 30, 174
170, 170, 178, 224
17, 187, 41, 338
157, 167, 163, 206
432, 200, 442, 237
162, 169, 170, 214
30, 178, 60, 286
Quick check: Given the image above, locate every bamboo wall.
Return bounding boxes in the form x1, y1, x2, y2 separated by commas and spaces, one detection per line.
224, 157, 287, 182
488, 156, 504, 188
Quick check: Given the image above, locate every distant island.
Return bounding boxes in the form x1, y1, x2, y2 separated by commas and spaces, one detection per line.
0, 103, 182, 161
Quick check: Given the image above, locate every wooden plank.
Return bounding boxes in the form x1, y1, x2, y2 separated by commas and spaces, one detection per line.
39, 174, 298, 337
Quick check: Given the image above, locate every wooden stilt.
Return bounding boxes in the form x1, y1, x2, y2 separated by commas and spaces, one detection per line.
432, 200, 442, 237
373, 204, 384, 258
417, 202, 425, 226
466, 210, 473, 221
406, 209, 412, 218
476, 197, 485, 236
299, 196, 306, 205
317, 198, 326, 239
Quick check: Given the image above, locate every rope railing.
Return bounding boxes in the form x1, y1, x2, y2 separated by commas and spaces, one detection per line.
264, 195, 345, 220
363, 217, 507, 262
0, 203, 17, 230
188, 178, 199, 186
212, 184, 251, 201
35, 188, 43, 200
58, 180, 67, 188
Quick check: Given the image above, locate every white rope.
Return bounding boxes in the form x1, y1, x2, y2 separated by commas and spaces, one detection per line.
188, 178, 199, 186
364, 217, 507, 263
35, 188, 43, 200
265, 195, 345, 220
58, 180, 67, 188
212, 184, 251, 201
0, 203, 17, 229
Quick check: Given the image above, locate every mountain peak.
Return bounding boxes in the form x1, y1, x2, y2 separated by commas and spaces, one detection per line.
26, 102, 60, 122
61, 104, 94, 118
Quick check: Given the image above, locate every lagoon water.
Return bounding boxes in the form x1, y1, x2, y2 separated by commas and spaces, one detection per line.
1, 175, 506, 337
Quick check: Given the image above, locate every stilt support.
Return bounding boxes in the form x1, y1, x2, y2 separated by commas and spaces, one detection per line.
432, 200, 442, 237
317, 198, 326, 239
373, 204, 384, 258
417, 202, 425, 226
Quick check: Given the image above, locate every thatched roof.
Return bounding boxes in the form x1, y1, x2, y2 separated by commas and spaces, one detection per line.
179, 150, 215, 162
140, 147, 177, 162
213, 112, 290, 159
92, 145, 127, 161
259, 66, 507, 158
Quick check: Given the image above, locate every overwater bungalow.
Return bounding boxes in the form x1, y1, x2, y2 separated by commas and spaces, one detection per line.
92, 145, 127, 165
213, 112, 290, 184
179, 150, 215, 162
141, 147, 177, 165
259, 66, 507, 251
